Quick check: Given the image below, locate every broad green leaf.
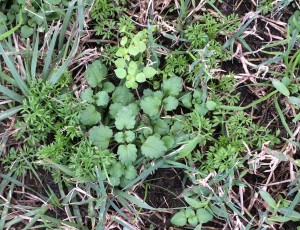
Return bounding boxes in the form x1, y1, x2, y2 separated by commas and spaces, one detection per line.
181, 93, 192, 108
188, 216, 198, 227
80, 105, 101, 126
128, 45, 139, 56
124, 131, 135, 142
124, 165, 137, 180
136, 72, 146, 83
162, 136, 175, 148
89, 125, 113, 149
259, 190, 277, 209
162, 76, 183, 96
115, 58, 127, 69
141, 136, 167, 159
171, 211, 187, 227
140, 95, 161, 117
115, 107, 136, 130
115, 68, 127, 79
137, 41, 146, 52
185, 208, 195, 218
116, 47, 127, 57
86, 60, 107, 87
196, 208, 213, 223
112, 86, 135, 105
102, 82, 115, 93
120, 36, 128, 46
114, 132, 125, 143
163, 96, 179, 111
206, 100, 217, 110
272, 79, 290, 96
117, 144, 137, 165
108, 161, 124, 178
109, 176, 120, 186
128, 61, 138, 75
95, 91, 109, 107
21, 25, 34, 38
80, 88, 94, 103
143, 66, 157, 79
154, 119, 170, 136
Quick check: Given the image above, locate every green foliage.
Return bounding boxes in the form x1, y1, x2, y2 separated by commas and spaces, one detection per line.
114, 30, 157, 89
2, 0, 70, 38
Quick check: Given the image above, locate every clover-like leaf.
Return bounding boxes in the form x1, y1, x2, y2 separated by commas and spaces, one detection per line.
181, 93, 193, 108
162, 76, 183, 96
114, 131, 136, 143
171, 211, 187, 227
102, 82, 115, 93
80, 105, 101, 126
112, 86, 135, 105
114, 132, 125, 143
21, 25, 34, 38
124, 130, 135, 142
196, 208, 213, 224
115, 107, 136, 130
80, 88, 95, 103
162, 135, 175, 148
89, 125, 113, 149
136, 72, 146, 83
128, 45, 139, 56
115, 58, 127, 69
116, 47, 127, 57
128, 61, 138, 76
95, 91, 110, 107
86, 60, 107, 87
108, 161, 124, 178
140, 96, 162, 117
117, 144, 137, 165
115, 68, 127, 79
125, 80, 138, 89
143, 66, 157, 79
141, 136, 167, 159
124, 165, 138, 180
154, 119, 170, 136
163, 96, 179, 111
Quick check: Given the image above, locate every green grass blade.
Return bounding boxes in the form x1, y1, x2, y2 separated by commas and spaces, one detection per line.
58, 0, 76, 49
0, 184, 14, 229
0, 71, 17, 87
77, 0, 84, 35
0, 85, 24, 103
42, 21, 61, 80
0, 173, 47, 200
0, 85, 23, 102
48, 34, 79, 85
0, 105, 22, 121
31, 32, 40, 80
115, 190, 156, 210
0, 44, 29, 96
220, 90, 277, 111
274, 95, 293, 137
